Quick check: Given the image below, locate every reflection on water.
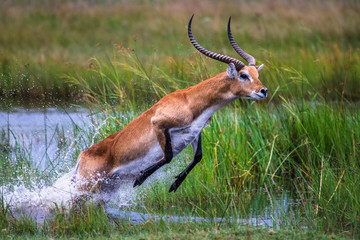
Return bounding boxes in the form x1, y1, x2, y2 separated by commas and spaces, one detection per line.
105, 191, 292, 229
105, 207, 275, 228
0, 107, 89, 169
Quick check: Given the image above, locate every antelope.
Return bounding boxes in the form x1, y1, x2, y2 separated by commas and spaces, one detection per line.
74, 15, 267, 194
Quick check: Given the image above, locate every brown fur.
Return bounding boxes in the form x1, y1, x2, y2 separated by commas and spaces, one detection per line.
76, 66, 266, 191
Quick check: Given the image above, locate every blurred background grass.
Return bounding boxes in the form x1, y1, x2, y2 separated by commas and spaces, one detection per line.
0, 0, 359, 107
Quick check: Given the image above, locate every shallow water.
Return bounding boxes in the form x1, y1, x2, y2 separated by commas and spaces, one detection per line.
105, 208, 275, 228
0, 107, 90, 168
0, 107, 91, 219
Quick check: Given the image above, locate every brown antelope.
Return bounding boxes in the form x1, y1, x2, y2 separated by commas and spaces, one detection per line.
74, 15, 267, 194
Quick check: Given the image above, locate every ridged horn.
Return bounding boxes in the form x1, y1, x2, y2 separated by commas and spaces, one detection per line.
227, 17, 256, 66
188, 14, 245, 71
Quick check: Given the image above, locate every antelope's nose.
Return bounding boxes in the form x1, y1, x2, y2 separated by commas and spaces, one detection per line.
260, 88, 267, 97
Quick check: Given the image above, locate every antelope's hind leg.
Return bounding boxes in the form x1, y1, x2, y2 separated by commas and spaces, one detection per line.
133, 129, 173, 187
169, 132, 202, 192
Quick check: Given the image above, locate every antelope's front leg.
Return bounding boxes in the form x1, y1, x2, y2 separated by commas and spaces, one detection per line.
169, 132, 202, 192
133, 129, 173, 187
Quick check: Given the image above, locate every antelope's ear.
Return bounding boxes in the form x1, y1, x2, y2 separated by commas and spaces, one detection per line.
227, 63, 238, 79
256, 64, 264, 72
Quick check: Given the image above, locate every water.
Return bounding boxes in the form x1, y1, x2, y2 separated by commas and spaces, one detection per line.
105, 208, 275, 228
0, 107, 89, 168
0, 108, 89, 220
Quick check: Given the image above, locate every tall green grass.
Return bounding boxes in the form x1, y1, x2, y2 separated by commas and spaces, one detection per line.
64, 47, 360, 235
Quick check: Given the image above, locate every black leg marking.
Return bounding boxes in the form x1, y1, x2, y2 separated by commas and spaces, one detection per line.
169, 133, 202, 192
164, 129, 173, 162
134, 129, 173, 187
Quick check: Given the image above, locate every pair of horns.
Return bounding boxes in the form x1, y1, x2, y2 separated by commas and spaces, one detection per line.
188, 15, 255, 71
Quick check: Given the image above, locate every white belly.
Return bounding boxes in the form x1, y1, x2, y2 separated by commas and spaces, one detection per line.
110, 143, 163, 179
109, 122, 204, 181
169, 104, 224, 155
169, 122, 204, 156
108, 102, 230, 181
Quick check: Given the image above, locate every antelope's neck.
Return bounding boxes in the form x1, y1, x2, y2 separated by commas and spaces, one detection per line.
186, 73, 236, 119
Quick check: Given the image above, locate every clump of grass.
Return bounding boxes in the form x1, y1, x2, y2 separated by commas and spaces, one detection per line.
0, 130, 43, 188
45, 202, 111, 237
0, 194, 39, 237
0, 193, 11, 234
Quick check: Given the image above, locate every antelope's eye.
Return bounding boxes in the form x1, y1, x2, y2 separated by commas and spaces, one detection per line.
240, 74, 248, 79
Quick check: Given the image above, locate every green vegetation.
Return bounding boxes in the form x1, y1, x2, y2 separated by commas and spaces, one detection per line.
0, 203, 348, 240
1, 0, 360, 239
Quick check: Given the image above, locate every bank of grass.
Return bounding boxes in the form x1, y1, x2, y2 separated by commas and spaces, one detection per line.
1, 0, 360, 105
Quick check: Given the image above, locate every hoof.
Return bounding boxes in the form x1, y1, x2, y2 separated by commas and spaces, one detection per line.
133, 175, 146, 188
169, 181, 180, 193
133, 179, 141, 188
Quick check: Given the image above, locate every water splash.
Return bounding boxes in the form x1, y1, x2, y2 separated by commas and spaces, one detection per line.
1, 167, 147, 224
0, 108, 96, 222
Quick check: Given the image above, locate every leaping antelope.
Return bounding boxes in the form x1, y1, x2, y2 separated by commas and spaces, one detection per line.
74, 15, 267, 193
